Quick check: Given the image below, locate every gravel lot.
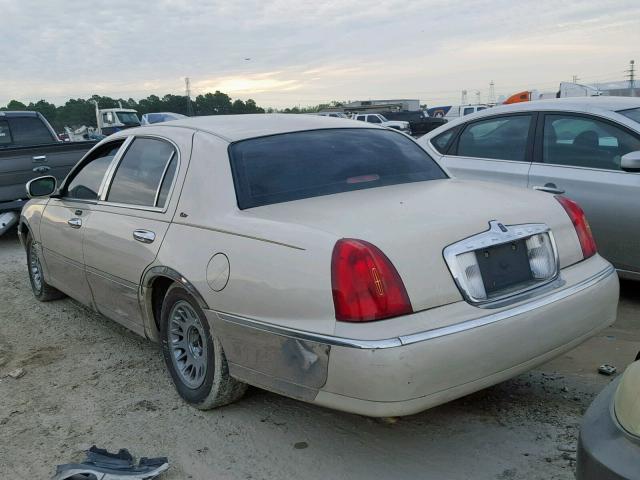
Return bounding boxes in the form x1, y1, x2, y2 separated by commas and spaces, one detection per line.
0, 228, 638, 480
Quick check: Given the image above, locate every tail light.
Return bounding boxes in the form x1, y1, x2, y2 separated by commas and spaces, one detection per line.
331, 239, 412, 322
555, 196, 597, 259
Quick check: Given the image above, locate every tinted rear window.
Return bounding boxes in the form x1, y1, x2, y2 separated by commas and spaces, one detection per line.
229, 128, 447, 209
8, 116, 55, 146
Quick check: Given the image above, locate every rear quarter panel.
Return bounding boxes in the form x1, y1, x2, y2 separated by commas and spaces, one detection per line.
155, 131, 339, 335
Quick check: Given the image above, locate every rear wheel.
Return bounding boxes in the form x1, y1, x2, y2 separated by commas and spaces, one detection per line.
160, 284, 247, 409
26, 234, 64, 302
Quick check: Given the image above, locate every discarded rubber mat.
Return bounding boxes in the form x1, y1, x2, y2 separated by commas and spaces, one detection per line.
51, 445, 169, 479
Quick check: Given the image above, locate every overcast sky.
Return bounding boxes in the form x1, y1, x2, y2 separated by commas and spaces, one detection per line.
2, 0, 639, 108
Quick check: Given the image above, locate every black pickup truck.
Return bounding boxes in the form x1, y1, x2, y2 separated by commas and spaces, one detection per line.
0, 111, 97, 234
381, 111, 447, 136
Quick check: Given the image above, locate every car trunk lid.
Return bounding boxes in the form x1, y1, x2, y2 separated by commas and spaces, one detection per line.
240, 179, 583, 312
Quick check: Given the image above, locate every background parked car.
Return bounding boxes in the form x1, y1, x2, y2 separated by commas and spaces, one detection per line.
382, 110, 447, 135
353, 113, 411, 134
577, 358, 640, 479
0, 111, 97, 235
419, 97, 640, 280
315, 112, 349, 118
140, 112, 188, 125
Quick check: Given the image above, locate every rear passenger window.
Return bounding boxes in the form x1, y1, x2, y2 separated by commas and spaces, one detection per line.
8, 117, 55, 146
457, 115, 532, 161
107, 138, 176, 207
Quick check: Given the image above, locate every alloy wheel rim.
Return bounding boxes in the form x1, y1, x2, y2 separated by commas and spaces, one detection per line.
169, 300, 208, 389
30, 244, 43, 293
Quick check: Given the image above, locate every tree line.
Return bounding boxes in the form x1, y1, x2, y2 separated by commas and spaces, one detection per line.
0, 92, 266, 132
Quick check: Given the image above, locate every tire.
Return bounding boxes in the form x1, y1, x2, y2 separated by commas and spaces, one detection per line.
26, 234, 65, 302
160, 284, 247, 410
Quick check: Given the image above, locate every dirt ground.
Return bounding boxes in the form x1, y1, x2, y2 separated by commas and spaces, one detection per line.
0, 228, 638, 480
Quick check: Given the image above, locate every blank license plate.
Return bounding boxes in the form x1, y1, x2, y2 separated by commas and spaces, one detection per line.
476, 240, 533, 295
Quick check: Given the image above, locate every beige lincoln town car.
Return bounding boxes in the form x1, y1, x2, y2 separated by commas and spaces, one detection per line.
19, 114, 619, 417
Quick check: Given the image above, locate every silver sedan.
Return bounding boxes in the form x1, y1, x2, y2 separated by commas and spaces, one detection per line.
419, 97, 640, 280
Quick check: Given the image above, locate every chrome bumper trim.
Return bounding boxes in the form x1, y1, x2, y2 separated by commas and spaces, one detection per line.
217, 264, 616, 351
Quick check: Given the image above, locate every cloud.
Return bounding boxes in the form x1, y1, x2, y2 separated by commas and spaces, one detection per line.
1, 0, 639, 107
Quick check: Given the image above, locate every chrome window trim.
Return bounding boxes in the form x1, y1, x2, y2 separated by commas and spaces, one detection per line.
442, 221, 560, 309
153, 150, 176, 207
440, 154, 530, 165
214, 264, 615, 351
531, 162, 639, 175
99, 134, 181, 214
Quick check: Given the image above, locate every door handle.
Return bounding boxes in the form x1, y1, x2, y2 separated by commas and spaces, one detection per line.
133, 229, 155, 244
533, 183, 565, 195
32, 155, 47, 162
67, 218, 82, 229
32, 166, 50, 174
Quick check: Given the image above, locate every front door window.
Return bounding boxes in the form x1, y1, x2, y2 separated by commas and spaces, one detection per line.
542, 114, 640, 170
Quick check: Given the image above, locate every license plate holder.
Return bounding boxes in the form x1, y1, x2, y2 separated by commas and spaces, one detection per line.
476, 239, 533, 296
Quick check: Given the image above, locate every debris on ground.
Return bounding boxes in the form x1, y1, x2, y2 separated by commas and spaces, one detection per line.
7, 368, 25, 379
557, 444, 577, 453
598, 364, 617, 376
51, 445, 169, 480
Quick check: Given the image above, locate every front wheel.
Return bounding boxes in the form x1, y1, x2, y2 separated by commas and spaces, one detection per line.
26, 235, 65, 302
160, 284, 247, 410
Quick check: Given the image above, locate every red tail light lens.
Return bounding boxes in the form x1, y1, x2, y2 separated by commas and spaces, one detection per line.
556, 196, 597, 259
331, 239, 413, 322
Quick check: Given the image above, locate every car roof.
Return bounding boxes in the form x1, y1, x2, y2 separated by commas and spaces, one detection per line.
423, 97, 640, 137
0, 111, 40, 118
140, 113, 375, 142
480, 96, 640, 116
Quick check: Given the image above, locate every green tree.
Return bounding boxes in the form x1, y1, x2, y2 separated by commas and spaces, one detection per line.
195, 91, 232, 115
27, 99, 57, 126
3, 100, 27, 111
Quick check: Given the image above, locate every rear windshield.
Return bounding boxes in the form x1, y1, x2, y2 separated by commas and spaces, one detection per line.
618, 107, 640, 124
6, 116, 56, 146
229, 128, 447, 209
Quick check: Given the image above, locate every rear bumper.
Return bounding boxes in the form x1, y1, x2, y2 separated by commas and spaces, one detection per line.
577, 378, 640, 480
208, 257, 619, 416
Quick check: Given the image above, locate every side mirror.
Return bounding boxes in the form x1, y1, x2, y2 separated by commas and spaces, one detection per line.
621, 151, 640, 172
26, 175, 57, 198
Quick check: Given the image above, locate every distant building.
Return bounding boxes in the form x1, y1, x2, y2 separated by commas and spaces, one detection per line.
342, 99, 421, 113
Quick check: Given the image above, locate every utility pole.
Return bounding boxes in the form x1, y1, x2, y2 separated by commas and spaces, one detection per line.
572, 75, 579, 84
626, 60, 636, 97
461, 90, 468, 105
185, 77, 194, 116
475, 90, 481, 104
